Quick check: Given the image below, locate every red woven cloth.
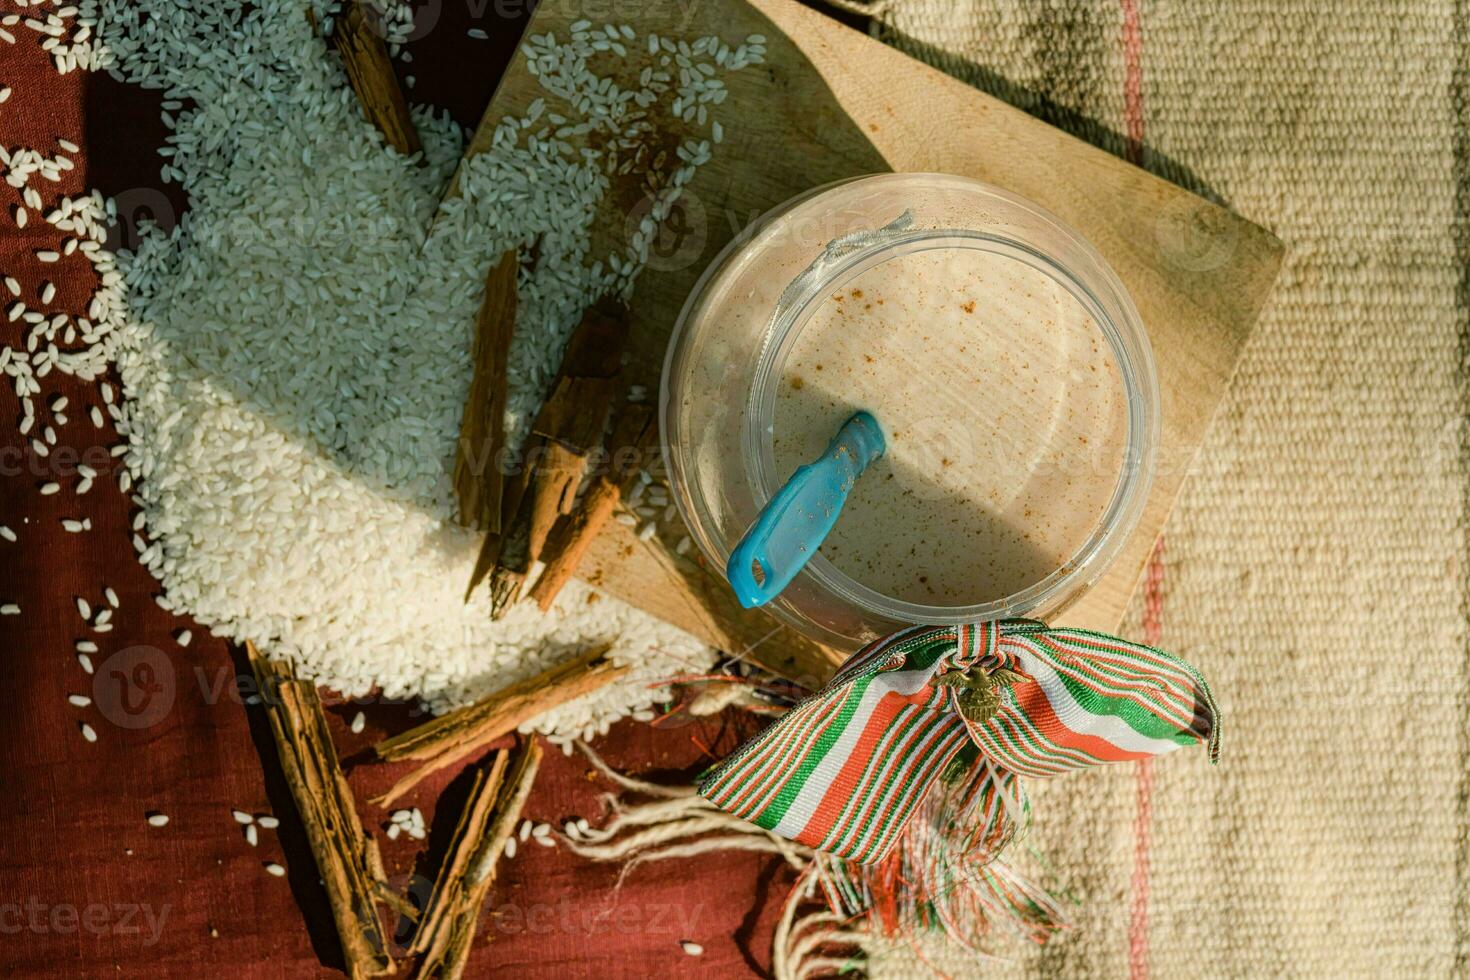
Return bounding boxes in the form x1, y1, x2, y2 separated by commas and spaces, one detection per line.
0, 12, 793, 978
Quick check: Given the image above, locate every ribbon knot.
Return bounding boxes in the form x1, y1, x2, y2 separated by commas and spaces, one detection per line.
699, 619, 1218, 865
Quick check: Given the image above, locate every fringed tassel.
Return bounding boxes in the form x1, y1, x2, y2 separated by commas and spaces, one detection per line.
819, 755, 1067, 950
574, 738, 696, 798
561, 742, 1062, 974
559, 741, 812, 873
561, 742, 864, 978
774, 865, 868, 980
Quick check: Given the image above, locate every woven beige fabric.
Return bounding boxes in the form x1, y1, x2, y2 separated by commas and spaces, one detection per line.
840, 1, 1469, 975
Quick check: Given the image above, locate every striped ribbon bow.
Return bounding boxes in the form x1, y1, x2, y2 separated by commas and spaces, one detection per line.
699, 620, 1218, 865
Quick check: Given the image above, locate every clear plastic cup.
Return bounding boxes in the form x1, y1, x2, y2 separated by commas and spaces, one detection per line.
661, 173, 1159, 652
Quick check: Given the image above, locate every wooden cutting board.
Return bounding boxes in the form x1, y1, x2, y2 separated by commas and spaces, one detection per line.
455, 0, 1283, 684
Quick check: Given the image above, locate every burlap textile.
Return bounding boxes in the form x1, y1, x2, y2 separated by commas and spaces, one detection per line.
840, 1, 1469, 975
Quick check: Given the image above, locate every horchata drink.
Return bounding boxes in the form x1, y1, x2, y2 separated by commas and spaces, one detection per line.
770, 243, 1128, 607
662, 173, 1157, 649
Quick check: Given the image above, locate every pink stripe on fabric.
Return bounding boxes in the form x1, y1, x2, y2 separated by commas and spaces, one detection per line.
1123, 2, 1155, 969
1129, 758, 1156, 978
1120, 0, 1146, 165
1129, 535, 1166, 980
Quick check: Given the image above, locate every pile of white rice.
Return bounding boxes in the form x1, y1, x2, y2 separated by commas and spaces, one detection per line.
36, 0, 773, 740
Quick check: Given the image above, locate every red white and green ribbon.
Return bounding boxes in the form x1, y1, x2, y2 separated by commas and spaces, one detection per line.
699, 619, 1218, 865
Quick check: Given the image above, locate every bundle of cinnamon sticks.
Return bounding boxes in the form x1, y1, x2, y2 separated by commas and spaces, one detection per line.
324, 0, 654, 618
456, 252, 653, 616
248, 639, 617, 979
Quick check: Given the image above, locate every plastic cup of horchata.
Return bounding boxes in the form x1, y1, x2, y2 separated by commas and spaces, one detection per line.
661, 173, 1158, 652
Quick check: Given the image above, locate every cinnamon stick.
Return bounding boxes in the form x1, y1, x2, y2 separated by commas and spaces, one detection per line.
528, 401, 657, 611
407, 749, 508, 958
245, 641, 395, 979
370, 643, 625, 807
410, 740, 542, 979
453, 250, 518, 535
468, 296, 633, 611
334, 0, 422, 156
